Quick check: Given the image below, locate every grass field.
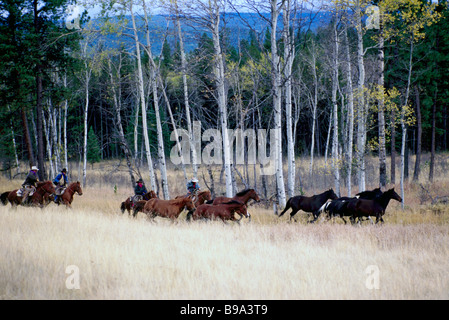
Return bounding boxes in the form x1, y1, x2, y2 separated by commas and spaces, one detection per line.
1, 158, 448, 300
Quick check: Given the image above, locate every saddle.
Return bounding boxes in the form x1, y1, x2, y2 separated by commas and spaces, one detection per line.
18, 185, 35, 197
55, 186, 66, 196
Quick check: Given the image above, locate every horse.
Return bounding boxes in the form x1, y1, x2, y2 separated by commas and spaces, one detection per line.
121, 190, 157, 215
193, 200, 249, 224
4, 181, 55, 208
178, 190, 212, 221
355, 187, 383, 200
143, 196, 196, 222
55, 181, 83, 208
6, 181, 56, 208
318, 188, 385, 224
278, 189, 338, 222
344, 188, 402, 224
208, 189, 260, 221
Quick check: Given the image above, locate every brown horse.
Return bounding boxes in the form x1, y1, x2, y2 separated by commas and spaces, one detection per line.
143, 196, 195, 222
193, 200, 249, 224
178, 190, 212, 221
6, 181, 56, 208
210, 189, 260, 221
121, 190, 157, 215
55, 181, 83, 208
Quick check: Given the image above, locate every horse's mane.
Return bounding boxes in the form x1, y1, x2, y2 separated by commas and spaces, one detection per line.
235, 189, 254, 197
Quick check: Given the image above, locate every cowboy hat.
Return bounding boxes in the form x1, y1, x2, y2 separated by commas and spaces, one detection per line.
31, 166, 39, 171
191, 178, 198, 183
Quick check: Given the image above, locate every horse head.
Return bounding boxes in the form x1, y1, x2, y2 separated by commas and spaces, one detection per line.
73, 181, 83, 195
250, 189, 261, 202
385, 188, 402, 203
327, 189, 338, 200
184, 196, 196, 211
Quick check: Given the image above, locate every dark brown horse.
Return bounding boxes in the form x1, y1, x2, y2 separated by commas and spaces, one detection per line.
318, 188, 384, 224
55, 181, 83, 208
279, 189, 338, 222
6, 181, 56, 208
121, 190, 157, 215
143, 196, 196, 222
345, 188, 402, 224
193, 200, 249, 224
209, 189, 260, 221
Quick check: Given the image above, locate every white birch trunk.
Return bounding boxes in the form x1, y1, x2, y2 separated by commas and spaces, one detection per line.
130, 2, 156, 191
210, 0, 233, 197
356, 0, 366, 192
175, 0, 198, 179
63, 74, 69, 171
344, 27, 354, 196
270, 0, 286, 207
331, 18, 340, 197
283, 0, 295, 198
82, 65, 89, 187
401, 40, 414, 210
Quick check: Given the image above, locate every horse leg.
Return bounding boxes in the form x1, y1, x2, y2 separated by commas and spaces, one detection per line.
289, 209, 299, 222
278, 199, 292, 217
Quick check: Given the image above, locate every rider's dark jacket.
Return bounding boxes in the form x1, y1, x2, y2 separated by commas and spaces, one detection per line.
23, 171, 39, 187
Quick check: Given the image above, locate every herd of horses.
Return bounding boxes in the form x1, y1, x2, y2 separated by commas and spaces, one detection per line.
119, 185, 402, 225
0, 181, 83, 209
0, 178, 402, 225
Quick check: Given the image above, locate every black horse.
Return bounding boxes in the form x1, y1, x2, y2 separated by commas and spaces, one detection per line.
346, 188, 402, 224
279, 189, 338, 222
319, 188, 385, 224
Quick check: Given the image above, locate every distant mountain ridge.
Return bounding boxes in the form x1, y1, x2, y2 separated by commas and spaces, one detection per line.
89, 11, 332, 55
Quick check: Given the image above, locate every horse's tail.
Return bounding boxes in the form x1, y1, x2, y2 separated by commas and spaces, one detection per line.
278, 198, 292, 217
1, 191, 9, 205
317, 202, 329, 216
120, 202, 126, 213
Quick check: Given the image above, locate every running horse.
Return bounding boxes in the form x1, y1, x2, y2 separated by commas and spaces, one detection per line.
345, 188, 402, 224
193, 200, 249, 224
208, 189, 260, 221
279, 189, 338, 223
121, 190, 157, 215
179, 190, 212, 221
5, 181, 56, 208
143, 196, 196, 222
55, 181, 83, 208
318, 188, 384, 224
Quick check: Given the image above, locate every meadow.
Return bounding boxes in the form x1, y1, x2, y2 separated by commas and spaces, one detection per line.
1, 156, 448, 300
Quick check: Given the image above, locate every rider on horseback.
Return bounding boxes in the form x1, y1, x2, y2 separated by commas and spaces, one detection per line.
186, 177, 200, 197
53, 168, 68, 204
132, 179, 148, 206
21, 166, 39, 204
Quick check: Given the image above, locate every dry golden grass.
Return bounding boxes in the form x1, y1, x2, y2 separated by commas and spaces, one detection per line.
1, 157, 449, 300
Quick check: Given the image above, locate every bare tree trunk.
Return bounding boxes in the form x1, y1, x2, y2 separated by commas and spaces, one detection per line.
283, 0, 295, 198
270, 0, 286, 207
174, 0, 198, 178
413, 85, 422, 181
130, 2, 156, 191
209, 0, 233, 197
378, 25, 387, 188
356, 0, 366, 192
344, 26, 354, 196
107, 58, 137, 186
331, 16, 340, 197
82, 63, 89, 187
